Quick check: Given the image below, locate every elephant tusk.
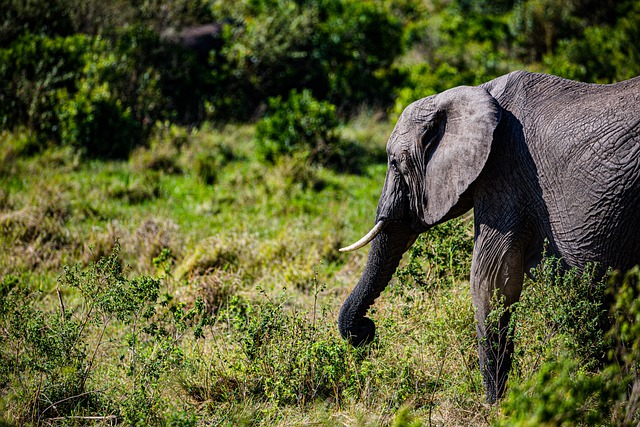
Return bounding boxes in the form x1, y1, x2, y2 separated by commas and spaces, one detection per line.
339, 221, 388, 252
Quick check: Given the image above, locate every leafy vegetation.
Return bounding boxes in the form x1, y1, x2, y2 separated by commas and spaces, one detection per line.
1, 0, 640, 425
499, 266, 640, 426
254, 90, 341, 165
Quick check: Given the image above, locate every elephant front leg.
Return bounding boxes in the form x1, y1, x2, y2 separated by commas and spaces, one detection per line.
475, 299, 517, 403
470, 226, 525, 403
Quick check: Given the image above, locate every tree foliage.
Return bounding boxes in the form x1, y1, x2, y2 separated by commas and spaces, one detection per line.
1, 0, 639, 155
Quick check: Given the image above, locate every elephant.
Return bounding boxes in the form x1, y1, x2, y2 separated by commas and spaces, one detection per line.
338, 70, 640, 403
162, 23, 225, 61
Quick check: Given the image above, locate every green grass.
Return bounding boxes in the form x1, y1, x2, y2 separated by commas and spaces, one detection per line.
1, 115, 637, 426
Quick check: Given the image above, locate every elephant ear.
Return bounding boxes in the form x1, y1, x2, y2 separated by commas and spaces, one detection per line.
421, 86, 502, 224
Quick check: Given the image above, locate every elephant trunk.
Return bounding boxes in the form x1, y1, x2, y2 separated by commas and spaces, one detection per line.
338, 222, 416, 346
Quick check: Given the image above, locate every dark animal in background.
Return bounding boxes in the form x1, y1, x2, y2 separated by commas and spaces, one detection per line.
162, 23, 224, 61
338, 70, 640, 403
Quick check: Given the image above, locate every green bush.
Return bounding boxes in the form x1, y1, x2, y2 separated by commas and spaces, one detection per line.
395, 217, 474, 291
393, 63, 469, 116
193, 150, 225, 185
0, 129, 38, 176
254, 90, 341, 164
0, 27, 221, 158
191, 135, 235, 185
0, 33, 91, 138
54, 82, 142, 158
498, 358, 611, 427
0, 244, 212, 424
512, 257, 610, 369
544, 2, 640, 83
111, 26, 216, 125
0, 0, 81, 46
236, 298, 354, 405
216, 0, 406, 113
130, 121, 191, 174
316, 0, 405, 108
499, 265, 640, 426
509, 0, 578, 62
0, 33, 144, 157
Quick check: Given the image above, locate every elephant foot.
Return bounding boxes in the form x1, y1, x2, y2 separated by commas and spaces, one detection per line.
481, 357, 510, 404
483, 376, 505, 404
339, 316, 375, 347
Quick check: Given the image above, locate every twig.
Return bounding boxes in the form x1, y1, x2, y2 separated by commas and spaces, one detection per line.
429, 348, 449, 427
458, 346, 478, 395
44, 415, 117, 425
39, 390, 104, 422
82, 316, 112, 389
56, 286, 66, 321
33, 373, 44, 423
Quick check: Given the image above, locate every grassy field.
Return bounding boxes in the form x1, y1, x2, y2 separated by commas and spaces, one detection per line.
0, 115, 632, 426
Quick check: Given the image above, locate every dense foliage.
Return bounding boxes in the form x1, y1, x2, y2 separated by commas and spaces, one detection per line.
2, 0, 640, 157
254, 90, 346, 166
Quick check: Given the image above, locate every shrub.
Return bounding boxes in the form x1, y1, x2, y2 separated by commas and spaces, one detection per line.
106, 170, 161, 204
0, 244, 213, 424
0, 27, 221, 158
0, 129, 38, 176
607, 266, 640, 425
511, 257, 610, 375
130, 122, 191, 174
0, 33, 91, 139
498, 357, 611, 427
216, 0, 406, 114
500, 265, 640, 426
55, 82, 142, 158
190, 291, 375, 408
192, 140, 235, 185
254, 90, 341, 165
543, 3, 640, 83
0, 33, 145, 157
175, 235, 245, 279
0, 0, 80, 46
395, 217, 474, 291
111, 25, 215, 125
315, 0, 406, 108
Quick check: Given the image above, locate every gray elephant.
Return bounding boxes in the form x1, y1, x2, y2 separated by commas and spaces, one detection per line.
338, 70, 640, 403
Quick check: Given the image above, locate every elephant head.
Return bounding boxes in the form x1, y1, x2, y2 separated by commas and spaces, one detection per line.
338, 86, 502, 361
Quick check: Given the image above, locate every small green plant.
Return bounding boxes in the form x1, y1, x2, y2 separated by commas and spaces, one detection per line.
392, 406, 424, 427
396, 217, 474, 291
129, 122, 191, 174
0, 129, 38, 176
193, 143, 234, 186
107, 171, 161, 204
235, 293, 356, 406
512, 256, 609, 375
498, 357, 610, 427
254, 89, 341, 165
606, 266, 640, 425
